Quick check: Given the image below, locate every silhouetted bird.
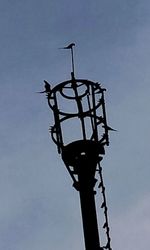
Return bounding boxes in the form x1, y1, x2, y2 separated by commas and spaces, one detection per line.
37, 80, 51, 94
59, 43, 75, 49
44, 80, 51, 92
102, 125, 117, 131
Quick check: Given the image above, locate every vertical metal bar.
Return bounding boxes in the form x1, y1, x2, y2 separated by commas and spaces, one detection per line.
71, 47, 75, 75
87, 92, 95, 133
71, 73, 87, 140
101, 91, 109, 146
91, 85, 99, 142
53, 93, 64, 153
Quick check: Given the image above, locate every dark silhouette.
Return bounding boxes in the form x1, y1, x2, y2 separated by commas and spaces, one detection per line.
59, 43, 76, 74
37, 80, 51, 94
103, 222, 107, 229
43, 45, 113, 250
102, 124, 117, 131
44, 80, 51, 93
59, 43, 75, 49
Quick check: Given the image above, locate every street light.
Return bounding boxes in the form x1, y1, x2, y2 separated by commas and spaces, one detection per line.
42, 44, 113, 250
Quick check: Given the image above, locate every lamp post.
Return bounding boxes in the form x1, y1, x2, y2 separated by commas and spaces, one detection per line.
43, 44, 113, 250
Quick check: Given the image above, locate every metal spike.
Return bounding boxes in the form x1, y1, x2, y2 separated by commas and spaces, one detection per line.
101, 202, 105, 208
98, 182, 102, 188
103, 222, 107, 228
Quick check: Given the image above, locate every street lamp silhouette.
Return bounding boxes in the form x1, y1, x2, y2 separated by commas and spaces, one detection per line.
42, 44, 113, 250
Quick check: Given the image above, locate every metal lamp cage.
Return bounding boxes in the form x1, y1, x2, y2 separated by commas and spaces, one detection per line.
47, 74, 109, 157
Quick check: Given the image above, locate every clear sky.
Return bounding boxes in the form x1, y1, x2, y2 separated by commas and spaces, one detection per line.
0, 0, 150, 249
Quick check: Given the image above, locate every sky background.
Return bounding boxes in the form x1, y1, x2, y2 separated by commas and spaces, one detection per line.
0, 0, 150, 249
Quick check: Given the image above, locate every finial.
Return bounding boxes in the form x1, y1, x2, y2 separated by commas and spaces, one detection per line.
59, 43, 75, 76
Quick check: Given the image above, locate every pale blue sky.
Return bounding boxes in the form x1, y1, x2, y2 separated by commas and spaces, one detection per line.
0, 0, 150, 249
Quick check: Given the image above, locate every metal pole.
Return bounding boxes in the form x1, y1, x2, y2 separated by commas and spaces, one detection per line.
76, 157, 101, 250
71, 47, 75, 75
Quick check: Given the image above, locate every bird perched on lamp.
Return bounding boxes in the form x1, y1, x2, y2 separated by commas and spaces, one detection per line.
37, 80, 51, 94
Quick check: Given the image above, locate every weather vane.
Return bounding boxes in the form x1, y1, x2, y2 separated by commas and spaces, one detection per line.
59, 43, 75, 74
40, 43, 115, 250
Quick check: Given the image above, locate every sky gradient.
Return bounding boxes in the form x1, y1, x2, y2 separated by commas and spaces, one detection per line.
0, 0, 150, 249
